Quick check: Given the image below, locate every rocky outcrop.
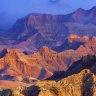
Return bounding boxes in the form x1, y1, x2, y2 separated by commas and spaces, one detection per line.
65, 55, 96, 77
68, 34, 80, 43
0, 55, 96, 96
26, 69, 96, 96
47, 54, 96, 80
57, 69, 95, 96
6, 7, 96, 41
1, 7, 96, 52
0, 48, 53, 80
0, 69, 96, 96
0, 46, 94, 80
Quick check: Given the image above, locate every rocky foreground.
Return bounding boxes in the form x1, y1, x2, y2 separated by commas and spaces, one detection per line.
0, 55, 96, 96
0, 69, 96, 96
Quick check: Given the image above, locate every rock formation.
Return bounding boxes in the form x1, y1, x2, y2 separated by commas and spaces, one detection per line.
0, 45, 94, 81
1, 7, 96, 52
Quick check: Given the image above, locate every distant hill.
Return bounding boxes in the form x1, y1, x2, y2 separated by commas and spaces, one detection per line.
1, 7, 96, 52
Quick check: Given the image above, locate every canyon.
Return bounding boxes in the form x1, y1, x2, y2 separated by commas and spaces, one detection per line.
0, 6, 96, 96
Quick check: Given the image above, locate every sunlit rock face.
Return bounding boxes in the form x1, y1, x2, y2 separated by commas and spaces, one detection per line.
25, 55, 96, 96
68, 34, 80, 43
0, 55, 96, 96
25, 69, 96, 96
0, 7, 96, 96
0, 46, 94, 81
81, 36, 89, 42
0, 48, 53, 80
0, 69, 96, 96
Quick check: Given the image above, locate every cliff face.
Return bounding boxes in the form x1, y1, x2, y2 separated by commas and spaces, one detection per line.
0, 49, 52, 80
24, 55, 96, 96
1, 7, 96, 52
7, 7, 96, 41
23, 69, 96, 96
0, 55, 96, 96
0, 46, 94, 81
0, 69, 96, 96
65, 55, 96, 78
5, 14, 69, 47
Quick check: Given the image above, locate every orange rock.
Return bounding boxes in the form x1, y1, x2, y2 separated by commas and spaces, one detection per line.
68, 34, 80, 43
